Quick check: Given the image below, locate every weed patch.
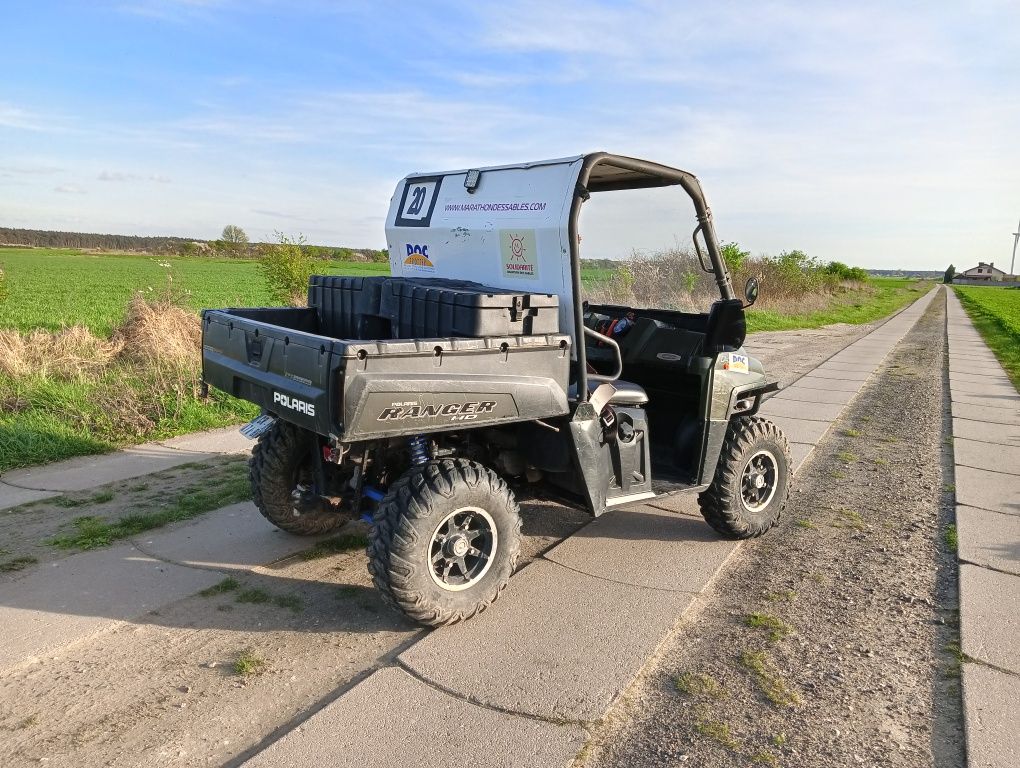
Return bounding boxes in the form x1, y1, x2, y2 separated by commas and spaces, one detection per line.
745, 613, 793, 643
740, 650, 801, 708
0, 555, 38, 572
944, 524, 958, 552
236, 587, 272, 605
694, 714, 740, 750
273, 594, 304, 613
675, 672, 726, 699
831, 509, 867, 530
199, 577, 240, 597
233, 649, 267, 677
836, 451, 858, 463
942, 640, 966, 678
793, 518, 816, 529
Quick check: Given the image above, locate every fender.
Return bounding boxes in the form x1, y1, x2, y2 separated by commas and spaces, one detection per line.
728, 379, 780, 418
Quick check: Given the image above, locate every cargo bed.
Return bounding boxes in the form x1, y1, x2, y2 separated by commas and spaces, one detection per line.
201, 277, 572, 443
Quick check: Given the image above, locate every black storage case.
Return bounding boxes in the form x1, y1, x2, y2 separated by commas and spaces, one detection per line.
308, 275, 389, 339
379, 277, 559, 339
308, 275, 559, 340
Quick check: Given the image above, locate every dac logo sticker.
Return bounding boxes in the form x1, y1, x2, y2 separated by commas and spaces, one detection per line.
403, 243, 434, 271
723, 353, 749, 373
499, 229, 538, 279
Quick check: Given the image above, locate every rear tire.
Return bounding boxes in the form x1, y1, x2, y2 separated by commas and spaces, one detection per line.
698, 416, 791, 539
367, 458, 521, 627
249, 421, 346, 536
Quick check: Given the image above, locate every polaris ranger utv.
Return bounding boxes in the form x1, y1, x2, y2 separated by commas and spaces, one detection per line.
201, 153, 791, 627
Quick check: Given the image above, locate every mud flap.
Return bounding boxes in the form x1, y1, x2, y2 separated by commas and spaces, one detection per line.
568, 401, 611, 516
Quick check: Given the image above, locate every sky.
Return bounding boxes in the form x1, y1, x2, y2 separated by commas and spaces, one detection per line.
2, 0, 1019, 270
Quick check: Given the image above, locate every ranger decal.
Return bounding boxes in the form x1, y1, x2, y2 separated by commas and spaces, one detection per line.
378, 401, 497, 421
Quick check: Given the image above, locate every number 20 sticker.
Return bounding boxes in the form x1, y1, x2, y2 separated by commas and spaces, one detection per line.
395, 176, 443, 227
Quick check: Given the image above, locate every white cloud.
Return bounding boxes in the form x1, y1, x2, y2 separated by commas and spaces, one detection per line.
98, 171, 139, 182
54, 184, 86, 195
0, 102, 48, 131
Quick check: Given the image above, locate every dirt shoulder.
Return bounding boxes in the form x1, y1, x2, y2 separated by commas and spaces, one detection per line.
580, 295, 963, 767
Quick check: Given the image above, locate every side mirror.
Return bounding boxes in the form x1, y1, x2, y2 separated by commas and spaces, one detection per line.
743, 276, 759, 308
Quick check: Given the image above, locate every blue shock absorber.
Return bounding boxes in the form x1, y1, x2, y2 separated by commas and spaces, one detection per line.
408, 434, 430, 465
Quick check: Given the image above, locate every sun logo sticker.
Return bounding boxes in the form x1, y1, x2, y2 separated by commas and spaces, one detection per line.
499, 229, 538, 279
403, 243, 434, 271
509, 233, 526, 259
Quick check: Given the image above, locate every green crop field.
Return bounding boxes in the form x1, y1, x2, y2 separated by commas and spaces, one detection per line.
0, 248, 390, 335
953, 285, 1020, 390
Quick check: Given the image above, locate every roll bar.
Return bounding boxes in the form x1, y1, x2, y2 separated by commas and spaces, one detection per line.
569, 153, 735, 402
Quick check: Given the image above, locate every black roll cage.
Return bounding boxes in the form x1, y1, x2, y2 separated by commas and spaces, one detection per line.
568, 152, 735, 403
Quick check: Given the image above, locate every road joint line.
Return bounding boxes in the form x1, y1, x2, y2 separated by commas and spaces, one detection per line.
957, 557, 1020, 579
394, 657, 594, 727
537, 555, 713, 596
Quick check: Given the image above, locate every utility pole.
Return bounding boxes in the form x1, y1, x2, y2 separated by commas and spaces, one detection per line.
1013, 217, 1020, 278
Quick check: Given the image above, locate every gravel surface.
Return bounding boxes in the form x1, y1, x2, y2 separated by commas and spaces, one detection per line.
745, 320, 882, 388
580, 295, 964, 767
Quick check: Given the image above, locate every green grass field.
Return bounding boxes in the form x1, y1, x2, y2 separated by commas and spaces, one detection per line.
953, 285, 1020, 390
0, 248, 389, 335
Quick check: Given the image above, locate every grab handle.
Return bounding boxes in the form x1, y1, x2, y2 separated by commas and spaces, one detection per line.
583, 326, 623, 383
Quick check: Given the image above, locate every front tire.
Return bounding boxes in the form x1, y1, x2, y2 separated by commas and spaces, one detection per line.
698, 416, 791, 539
368, 458, 522, 627
249, 421, 346, 536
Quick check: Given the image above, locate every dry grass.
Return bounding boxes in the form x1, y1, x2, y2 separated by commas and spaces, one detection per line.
0, 293, 200, 381
0, 286, 253, 470
114, 293, 201, 371
584, 248, 861, 315
0, 326, 124, 379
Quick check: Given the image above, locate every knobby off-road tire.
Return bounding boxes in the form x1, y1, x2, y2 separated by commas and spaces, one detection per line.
367, 458, 522, 627
698, 415, 791, 539
249, 421, 346, 536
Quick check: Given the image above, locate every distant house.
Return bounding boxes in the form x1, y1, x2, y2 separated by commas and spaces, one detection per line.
956, 262, 1008, 282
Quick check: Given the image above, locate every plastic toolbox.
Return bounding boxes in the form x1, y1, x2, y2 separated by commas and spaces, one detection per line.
308, 275, 389, 339
379, 277, 559, 338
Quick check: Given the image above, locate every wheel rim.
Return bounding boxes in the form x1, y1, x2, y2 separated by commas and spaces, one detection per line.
740, 449, 779, 513
428, 506, 498, 592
